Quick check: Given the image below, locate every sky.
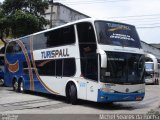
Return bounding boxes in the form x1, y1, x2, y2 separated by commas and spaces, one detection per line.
1, 0, 160, 44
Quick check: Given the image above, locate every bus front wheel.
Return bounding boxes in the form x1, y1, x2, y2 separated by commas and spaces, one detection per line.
155, 79, 159, 85
67, 83, 78, 105
157, 79, 159, 85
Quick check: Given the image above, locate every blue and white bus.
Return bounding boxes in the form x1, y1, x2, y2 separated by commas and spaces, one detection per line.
4, 18, 145, 104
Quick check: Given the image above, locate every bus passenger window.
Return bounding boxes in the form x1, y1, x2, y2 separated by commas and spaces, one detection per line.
6, 41, 21, 54
35, 60, 56, 76
84, 55, 98, 80
77, 22, 97, 57
77, 22, 98, 81
21, 37, 30, 50
33, 33, 47, 50
46, 25, 75, 48
63, 58, 76, 77
56, 59, 62, 76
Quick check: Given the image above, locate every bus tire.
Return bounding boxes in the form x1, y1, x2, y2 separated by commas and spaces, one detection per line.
66, 86, 70, 103
0, 79, 4, 86
157, 79, 159, 85
155, 79, 159, 85
70, 84, 78, 105
19, 80, 25, 93
13, 79, 18, 92
67, 83, 77, 105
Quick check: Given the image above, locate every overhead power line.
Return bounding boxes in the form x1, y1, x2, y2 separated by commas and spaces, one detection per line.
137, 26, 160, 29
54, 0, 132, 5
136, 22, 160, 26
107, 13, 160, 19
111, 16, 160, 21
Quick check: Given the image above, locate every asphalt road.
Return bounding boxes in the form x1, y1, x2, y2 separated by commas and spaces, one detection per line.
0, 85, 159, 115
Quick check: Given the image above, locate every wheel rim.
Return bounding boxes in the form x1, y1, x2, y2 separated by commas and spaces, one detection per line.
20, 82, 23, 92
14, 81, 18, 90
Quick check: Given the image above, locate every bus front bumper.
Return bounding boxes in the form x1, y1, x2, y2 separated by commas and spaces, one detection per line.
145, 79, 155, 84
97, 90, 145, 103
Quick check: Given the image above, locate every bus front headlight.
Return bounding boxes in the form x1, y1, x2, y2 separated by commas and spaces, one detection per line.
100, 88, 114, 93
137, 89, 145, 93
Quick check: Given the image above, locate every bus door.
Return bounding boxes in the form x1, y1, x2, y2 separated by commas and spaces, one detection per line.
77, 22, 98, 101
85, 54, 99, 101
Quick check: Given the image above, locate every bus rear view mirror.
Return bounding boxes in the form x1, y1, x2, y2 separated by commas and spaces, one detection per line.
97, 49, 107, 68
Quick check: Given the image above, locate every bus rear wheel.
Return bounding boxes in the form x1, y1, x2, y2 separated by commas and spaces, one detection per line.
67, 83, 78, 105
0, 79, 4, 86
156, 79, 159, 85
155, 79, 159, 85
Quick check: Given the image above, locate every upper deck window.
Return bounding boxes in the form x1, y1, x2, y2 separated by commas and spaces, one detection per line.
95, 21, 141, 48
33, 25, 75, 50
6, 41, 22, 54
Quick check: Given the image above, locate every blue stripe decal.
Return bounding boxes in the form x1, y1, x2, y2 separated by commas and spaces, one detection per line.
97, 89, 145, 102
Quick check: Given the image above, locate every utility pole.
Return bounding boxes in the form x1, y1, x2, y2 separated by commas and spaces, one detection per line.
48, 0, 54, 28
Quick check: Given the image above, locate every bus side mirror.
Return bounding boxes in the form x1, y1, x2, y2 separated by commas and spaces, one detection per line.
97, 49, 107, 68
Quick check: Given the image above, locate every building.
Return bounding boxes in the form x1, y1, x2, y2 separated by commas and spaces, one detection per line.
45, 2, 90, 29
150, 44, 160, 50
141, 41, 160, 60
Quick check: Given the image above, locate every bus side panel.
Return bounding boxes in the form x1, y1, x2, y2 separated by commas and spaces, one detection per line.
4, 53, 24, 87
33, 76, 56, 94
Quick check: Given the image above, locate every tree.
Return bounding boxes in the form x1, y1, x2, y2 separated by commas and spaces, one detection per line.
2, 0, 48, 16
1, 0, 49, 38
11, 10, 47, 37
0, 3, 9, 44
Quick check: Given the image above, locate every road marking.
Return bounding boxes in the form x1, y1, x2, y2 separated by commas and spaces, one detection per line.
139, 96, 160, 106
0, 99, 69, 112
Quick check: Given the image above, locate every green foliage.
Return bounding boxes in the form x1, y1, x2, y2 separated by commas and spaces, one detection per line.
2, 0, 48, 16
0, 8, 10, 39
11, 10, 47, 37
0, 0, 49, 38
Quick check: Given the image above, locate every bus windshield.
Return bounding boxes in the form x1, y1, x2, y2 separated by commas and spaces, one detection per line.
145, 63, 154, 72
95, 21, 141, 48
101, 52, 145, 84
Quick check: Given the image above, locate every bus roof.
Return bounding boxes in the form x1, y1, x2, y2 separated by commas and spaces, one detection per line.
13, 18, 135, 40
145, 62, 154, 64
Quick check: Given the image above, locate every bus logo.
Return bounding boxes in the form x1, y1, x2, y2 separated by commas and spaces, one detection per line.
126, 88, 129, 93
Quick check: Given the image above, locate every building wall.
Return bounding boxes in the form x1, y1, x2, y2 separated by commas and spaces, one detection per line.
44, 5, 59, 29
58, 5, 88, 24
150, 44, 160, 49
44, 3, 89, 28
141, 41, 160, 59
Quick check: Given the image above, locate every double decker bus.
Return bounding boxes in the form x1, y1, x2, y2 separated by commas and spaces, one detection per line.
4, 18, 145, 104
145, 54, 159, 85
